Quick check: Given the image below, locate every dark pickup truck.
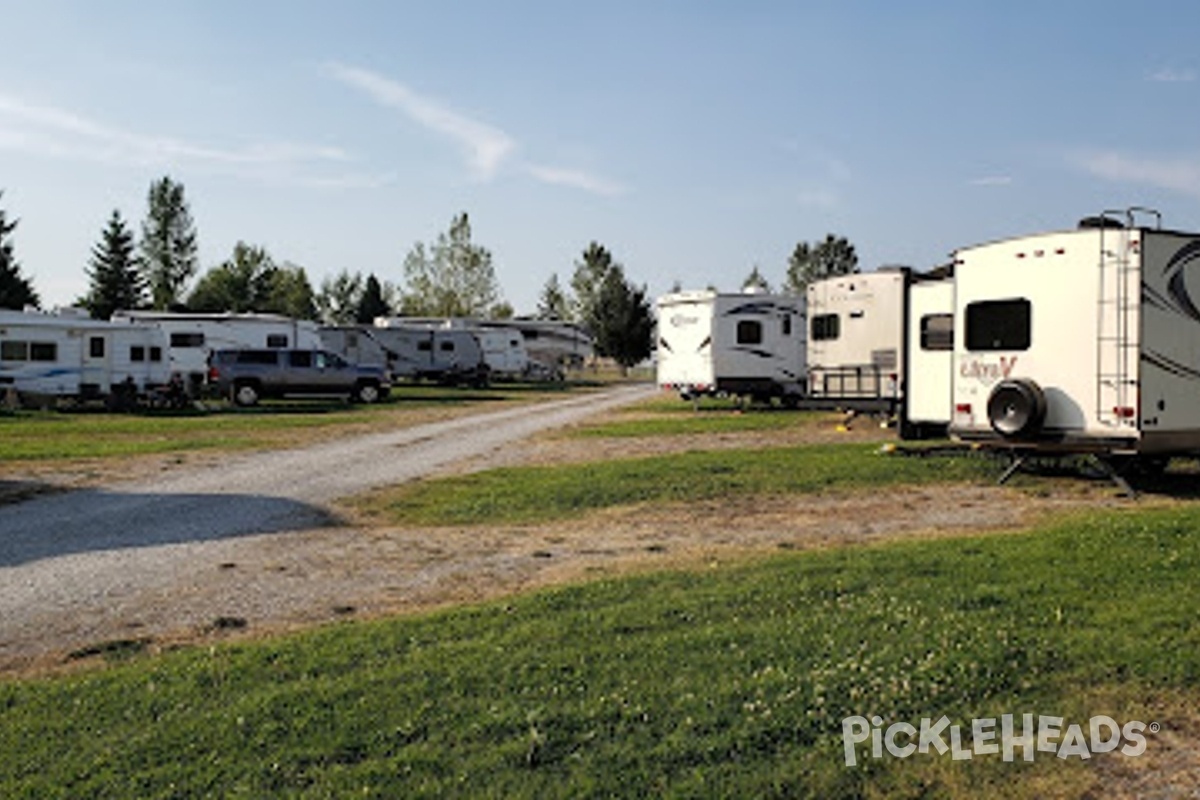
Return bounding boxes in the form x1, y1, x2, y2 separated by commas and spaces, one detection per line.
207, 348, 390, 406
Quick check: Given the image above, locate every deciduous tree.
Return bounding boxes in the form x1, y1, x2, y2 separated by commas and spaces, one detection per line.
402, 212, 501, 317
139, 176, 198, 309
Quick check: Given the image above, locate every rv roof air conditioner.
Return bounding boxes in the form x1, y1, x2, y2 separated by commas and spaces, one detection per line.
987, 378, 1047, 440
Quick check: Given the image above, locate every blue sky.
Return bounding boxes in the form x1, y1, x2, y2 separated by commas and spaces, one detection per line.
4, 1, 1200, 312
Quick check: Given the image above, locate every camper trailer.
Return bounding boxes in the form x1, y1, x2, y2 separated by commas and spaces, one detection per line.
805, 268, 910, 414
112, 311, 321, 391
372, 319, 488, 385
902, 272, 955, 438
318, 326, 393, 375
0, 308, 169, 404
470, 327, 529, 380
949, 208, 1200, 462
656, 290, 806, 403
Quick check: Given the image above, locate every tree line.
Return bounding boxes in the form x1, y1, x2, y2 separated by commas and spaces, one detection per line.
0, 177, 660, 370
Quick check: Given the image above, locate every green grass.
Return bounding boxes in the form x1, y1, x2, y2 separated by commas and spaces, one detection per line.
357, 444, 994, 526
0, 384, 578, 462
570, 409, 829, 438
2, 506, 1195, 797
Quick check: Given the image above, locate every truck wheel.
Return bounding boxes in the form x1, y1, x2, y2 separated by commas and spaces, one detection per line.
233, 382, 260, 407
355, 381, 381, 404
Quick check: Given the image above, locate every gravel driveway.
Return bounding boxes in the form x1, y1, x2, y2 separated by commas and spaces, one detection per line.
0, 384, 655, 672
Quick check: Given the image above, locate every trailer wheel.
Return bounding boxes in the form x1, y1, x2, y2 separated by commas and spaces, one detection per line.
233, 381, 260, 407
987, 378, 1047, 439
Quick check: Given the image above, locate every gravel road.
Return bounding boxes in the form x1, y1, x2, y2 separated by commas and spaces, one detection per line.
0, 384, 655, 670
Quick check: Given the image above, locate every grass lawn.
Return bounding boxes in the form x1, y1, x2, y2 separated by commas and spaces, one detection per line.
0, 383, 578, 462
1, 505, 1195, 797
352, 443, 997, 527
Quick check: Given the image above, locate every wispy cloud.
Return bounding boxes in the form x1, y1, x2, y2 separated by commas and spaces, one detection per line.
0, 91, 367, 185
325, 62, 626, 196
323, 62, 514, 180
1073, 149, 1200, 197
1149, 67, 1197, 83
968, 176, 1013, 187
524, 164, 626, 196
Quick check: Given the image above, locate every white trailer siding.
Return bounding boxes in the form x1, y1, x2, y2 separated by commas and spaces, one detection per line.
656, 291, 805, 400
904, 277, 955, 435
806, 270, 908, 410
113, 312, 321, 384
0, 309, 169, 399
472, 328, 529, 379
949, 218, 1200, 455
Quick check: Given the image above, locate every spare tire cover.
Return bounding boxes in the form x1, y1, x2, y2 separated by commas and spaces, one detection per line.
987, 378, 1048, 439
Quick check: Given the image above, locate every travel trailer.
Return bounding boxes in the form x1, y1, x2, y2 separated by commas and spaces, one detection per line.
318, 326, 393, 374
656, 290, 806, 403
805, 268, 910, 414
901, 271, 955, 438
0, 307, 169, 404
949, 208, 1200, 463
471, 327, 529, 380
372, 319, 488, 385
480, 319, 593, 378
112, 311, 321, 391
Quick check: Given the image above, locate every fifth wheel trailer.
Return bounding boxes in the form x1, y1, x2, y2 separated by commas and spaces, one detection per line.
949, 208, 1200, 460
656, 290, 806, 403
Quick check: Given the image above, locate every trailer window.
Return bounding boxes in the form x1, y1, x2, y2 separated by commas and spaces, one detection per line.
418, 341, 432, 352
811, 314, 840, 341
782, 315, 792, 336
89, 337, 105, 358
30, 342, 57, 361
1, 341, 27, 361
150, 347, 162, 362
440, 341, 456, 352
736, 320, 763, 345
130, 346, 145, 362
266, 334, 288, 348
965, 299, 1031, 351
920, 314, 954, 351
171, 332, 205, 348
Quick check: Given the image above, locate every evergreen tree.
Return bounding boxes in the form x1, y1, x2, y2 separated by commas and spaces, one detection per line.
402, 212, 501, 317
83, 210, 143, 319
592, 265, 653, 373
355, 273, 391, 323
140, 176, 198, 309
571, 241, 617, 334
784, 234, 858, 294
0, 194, 39, 310
537, 273, 570, 320
742, 265, 772, 293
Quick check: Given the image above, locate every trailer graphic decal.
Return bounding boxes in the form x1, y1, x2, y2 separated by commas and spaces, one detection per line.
1162, 240, 1200, 324
1142, 350, 1200, 382
958, 356, 1018, 386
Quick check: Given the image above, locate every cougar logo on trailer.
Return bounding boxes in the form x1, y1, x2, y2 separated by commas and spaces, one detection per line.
670, 314, 699, 328
959, 356, 1018, 386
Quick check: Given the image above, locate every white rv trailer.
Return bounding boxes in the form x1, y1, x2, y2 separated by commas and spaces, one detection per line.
372, 318, 488, 385
0, 308, 169, 403
318, 326, 392, 373
655, 290, 806, 402
470, 327, 529, 379
949, 208, 1200, 460
805, 268, 910, 414
111, 311, 321, 390
902, 271, 955, 438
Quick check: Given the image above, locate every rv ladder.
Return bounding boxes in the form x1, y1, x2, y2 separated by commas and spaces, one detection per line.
1095, 208, 1157, 428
